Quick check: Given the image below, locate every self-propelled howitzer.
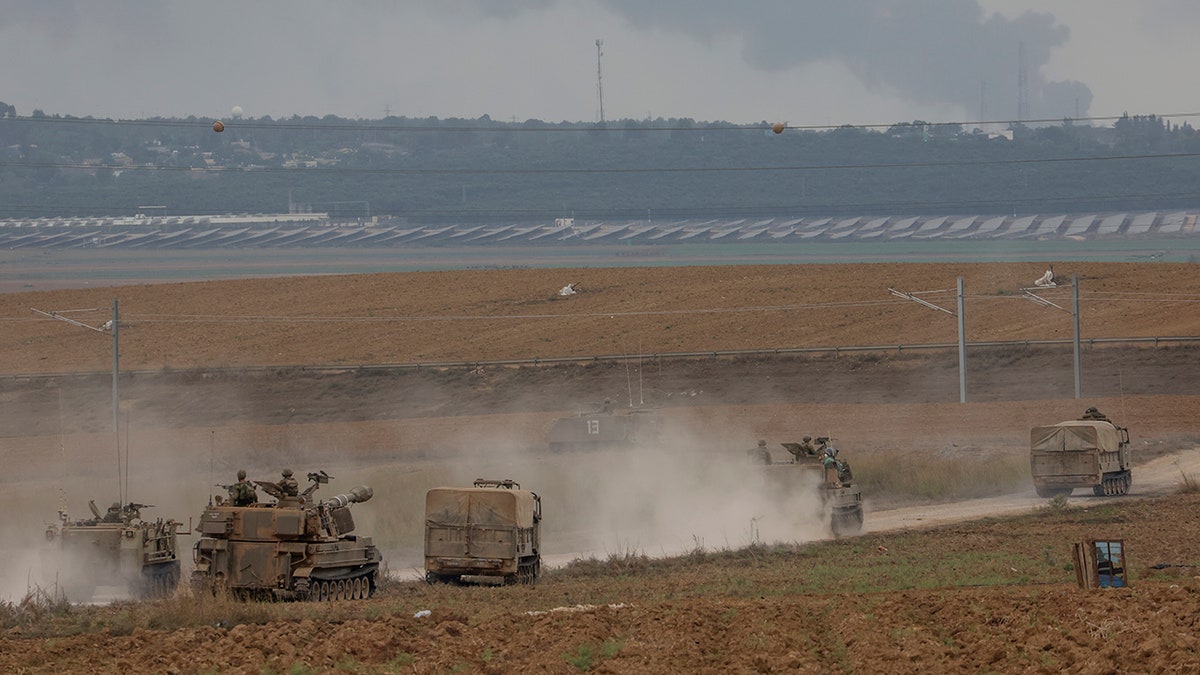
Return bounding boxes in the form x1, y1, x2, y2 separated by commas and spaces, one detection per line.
192, 471, 382, 601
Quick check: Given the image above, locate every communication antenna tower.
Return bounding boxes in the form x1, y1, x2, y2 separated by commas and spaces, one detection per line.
1017, 41, 1030, 122
595, 39, 605, 124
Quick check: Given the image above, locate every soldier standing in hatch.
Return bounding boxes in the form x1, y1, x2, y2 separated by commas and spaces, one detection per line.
747, 439, 773, 465
1081, 406, 1110, 421
230, 469, 258, 506
101, 502, 123, 523
279, 468, 299, 497
798, 436, 818, 458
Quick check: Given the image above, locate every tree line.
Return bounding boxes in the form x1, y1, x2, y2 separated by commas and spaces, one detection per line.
1, 104, 1197, 221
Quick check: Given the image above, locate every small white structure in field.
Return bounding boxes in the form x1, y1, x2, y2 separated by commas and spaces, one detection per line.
1034, 265, 1056, 287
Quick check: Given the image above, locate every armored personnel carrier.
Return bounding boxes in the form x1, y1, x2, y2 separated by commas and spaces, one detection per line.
191, 470, 382, 601
545, 404, 664, 453
760, 440, 864, 536
44, 500, 183, 602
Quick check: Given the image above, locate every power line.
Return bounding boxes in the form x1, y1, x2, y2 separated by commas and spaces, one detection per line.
115, 299, 904, 323
17, 292, 1194, 327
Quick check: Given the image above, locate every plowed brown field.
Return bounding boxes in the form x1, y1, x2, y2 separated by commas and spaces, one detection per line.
2, 261, 1199, 674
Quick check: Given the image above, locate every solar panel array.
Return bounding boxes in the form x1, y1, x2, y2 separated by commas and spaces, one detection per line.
0, 211, 1193, 249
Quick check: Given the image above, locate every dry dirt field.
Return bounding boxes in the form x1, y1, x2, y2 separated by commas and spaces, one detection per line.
2, 261, 1200, 673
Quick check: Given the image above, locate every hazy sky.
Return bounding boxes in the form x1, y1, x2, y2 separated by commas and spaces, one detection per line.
2, 1, 1197, 127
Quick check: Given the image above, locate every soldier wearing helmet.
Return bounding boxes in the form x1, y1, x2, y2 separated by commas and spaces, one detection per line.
747, 439, 772, 465
1081, 407, 1110, 421
279, 468, 299, 497
102, 501, 123, 523
784, 436, 818, 462
230, 469, 258, 506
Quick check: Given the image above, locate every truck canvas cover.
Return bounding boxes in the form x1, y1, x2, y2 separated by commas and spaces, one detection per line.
425, 488, 536, 528
1031, 421, 1120, 453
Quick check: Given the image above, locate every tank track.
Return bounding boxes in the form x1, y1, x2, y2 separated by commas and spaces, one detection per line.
831, 507, 864, 536
1093, 471, 1132, 496
299, 570, 378, 601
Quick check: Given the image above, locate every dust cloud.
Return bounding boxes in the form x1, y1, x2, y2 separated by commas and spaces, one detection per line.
0, 373, 894, 600
350, 412, 834, 574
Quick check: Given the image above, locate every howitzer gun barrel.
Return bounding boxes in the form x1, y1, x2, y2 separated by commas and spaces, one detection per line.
323, 485, 373, 508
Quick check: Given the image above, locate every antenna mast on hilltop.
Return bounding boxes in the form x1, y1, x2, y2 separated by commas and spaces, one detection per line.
595, 38, 606, 124
1017, 41, 1030, 123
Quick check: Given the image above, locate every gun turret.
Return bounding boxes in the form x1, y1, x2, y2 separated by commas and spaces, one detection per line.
323, 485, 373, 509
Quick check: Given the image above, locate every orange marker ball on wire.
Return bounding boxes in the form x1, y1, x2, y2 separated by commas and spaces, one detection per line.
212, 120, 225, 133
771, 121, 786, 134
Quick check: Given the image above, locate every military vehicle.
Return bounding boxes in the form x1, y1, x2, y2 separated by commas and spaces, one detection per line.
1030, 417, 1132, 497
191, 470, 382, 601
43, 500, 183, 602
761, 440, 864, 536
425, 478, 541, 585
545, 404, 664, 452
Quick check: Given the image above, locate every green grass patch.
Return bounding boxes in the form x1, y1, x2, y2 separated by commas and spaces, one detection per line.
853, 449, 1029, 503
565, 637, 624, 671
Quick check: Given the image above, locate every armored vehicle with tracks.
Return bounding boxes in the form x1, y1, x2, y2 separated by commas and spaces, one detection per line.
1031, 416, 1131, 498
425, 479, 542, 585
44, 500, 183, 602
545, 405, 664, 453
192, 470, 382, 601
760, 440, 864, 536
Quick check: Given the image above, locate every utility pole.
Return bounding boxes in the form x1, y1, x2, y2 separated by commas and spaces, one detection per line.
957, 277, 967, 403
595, 39, 606, 125
1072, 275, 1082, 399
29, 300, 122, 503
112, 298, 122, 504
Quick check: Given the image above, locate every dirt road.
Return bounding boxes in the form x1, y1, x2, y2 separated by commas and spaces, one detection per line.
865, 444, 1200, 534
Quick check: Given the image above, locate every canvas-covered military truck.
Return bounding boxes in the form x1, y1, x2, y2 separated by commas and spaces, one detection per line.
1030, 419, 1131, 498
424, 479, 541, 585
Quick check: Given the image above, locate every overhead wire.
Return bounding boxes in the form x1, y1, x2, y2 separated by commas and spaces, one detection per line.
120, 299, 905, 323
11, 289, 1192, 326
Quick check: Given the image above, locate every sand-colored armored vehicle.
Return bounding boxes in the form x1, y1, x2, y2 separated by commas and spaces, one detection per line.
545, 404, 664, 452
425, 478, 541, 584
1031, 415, 1131, 498
760, 440, 864, 536
192, 471, 382, 601
43, 500, 183, 602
